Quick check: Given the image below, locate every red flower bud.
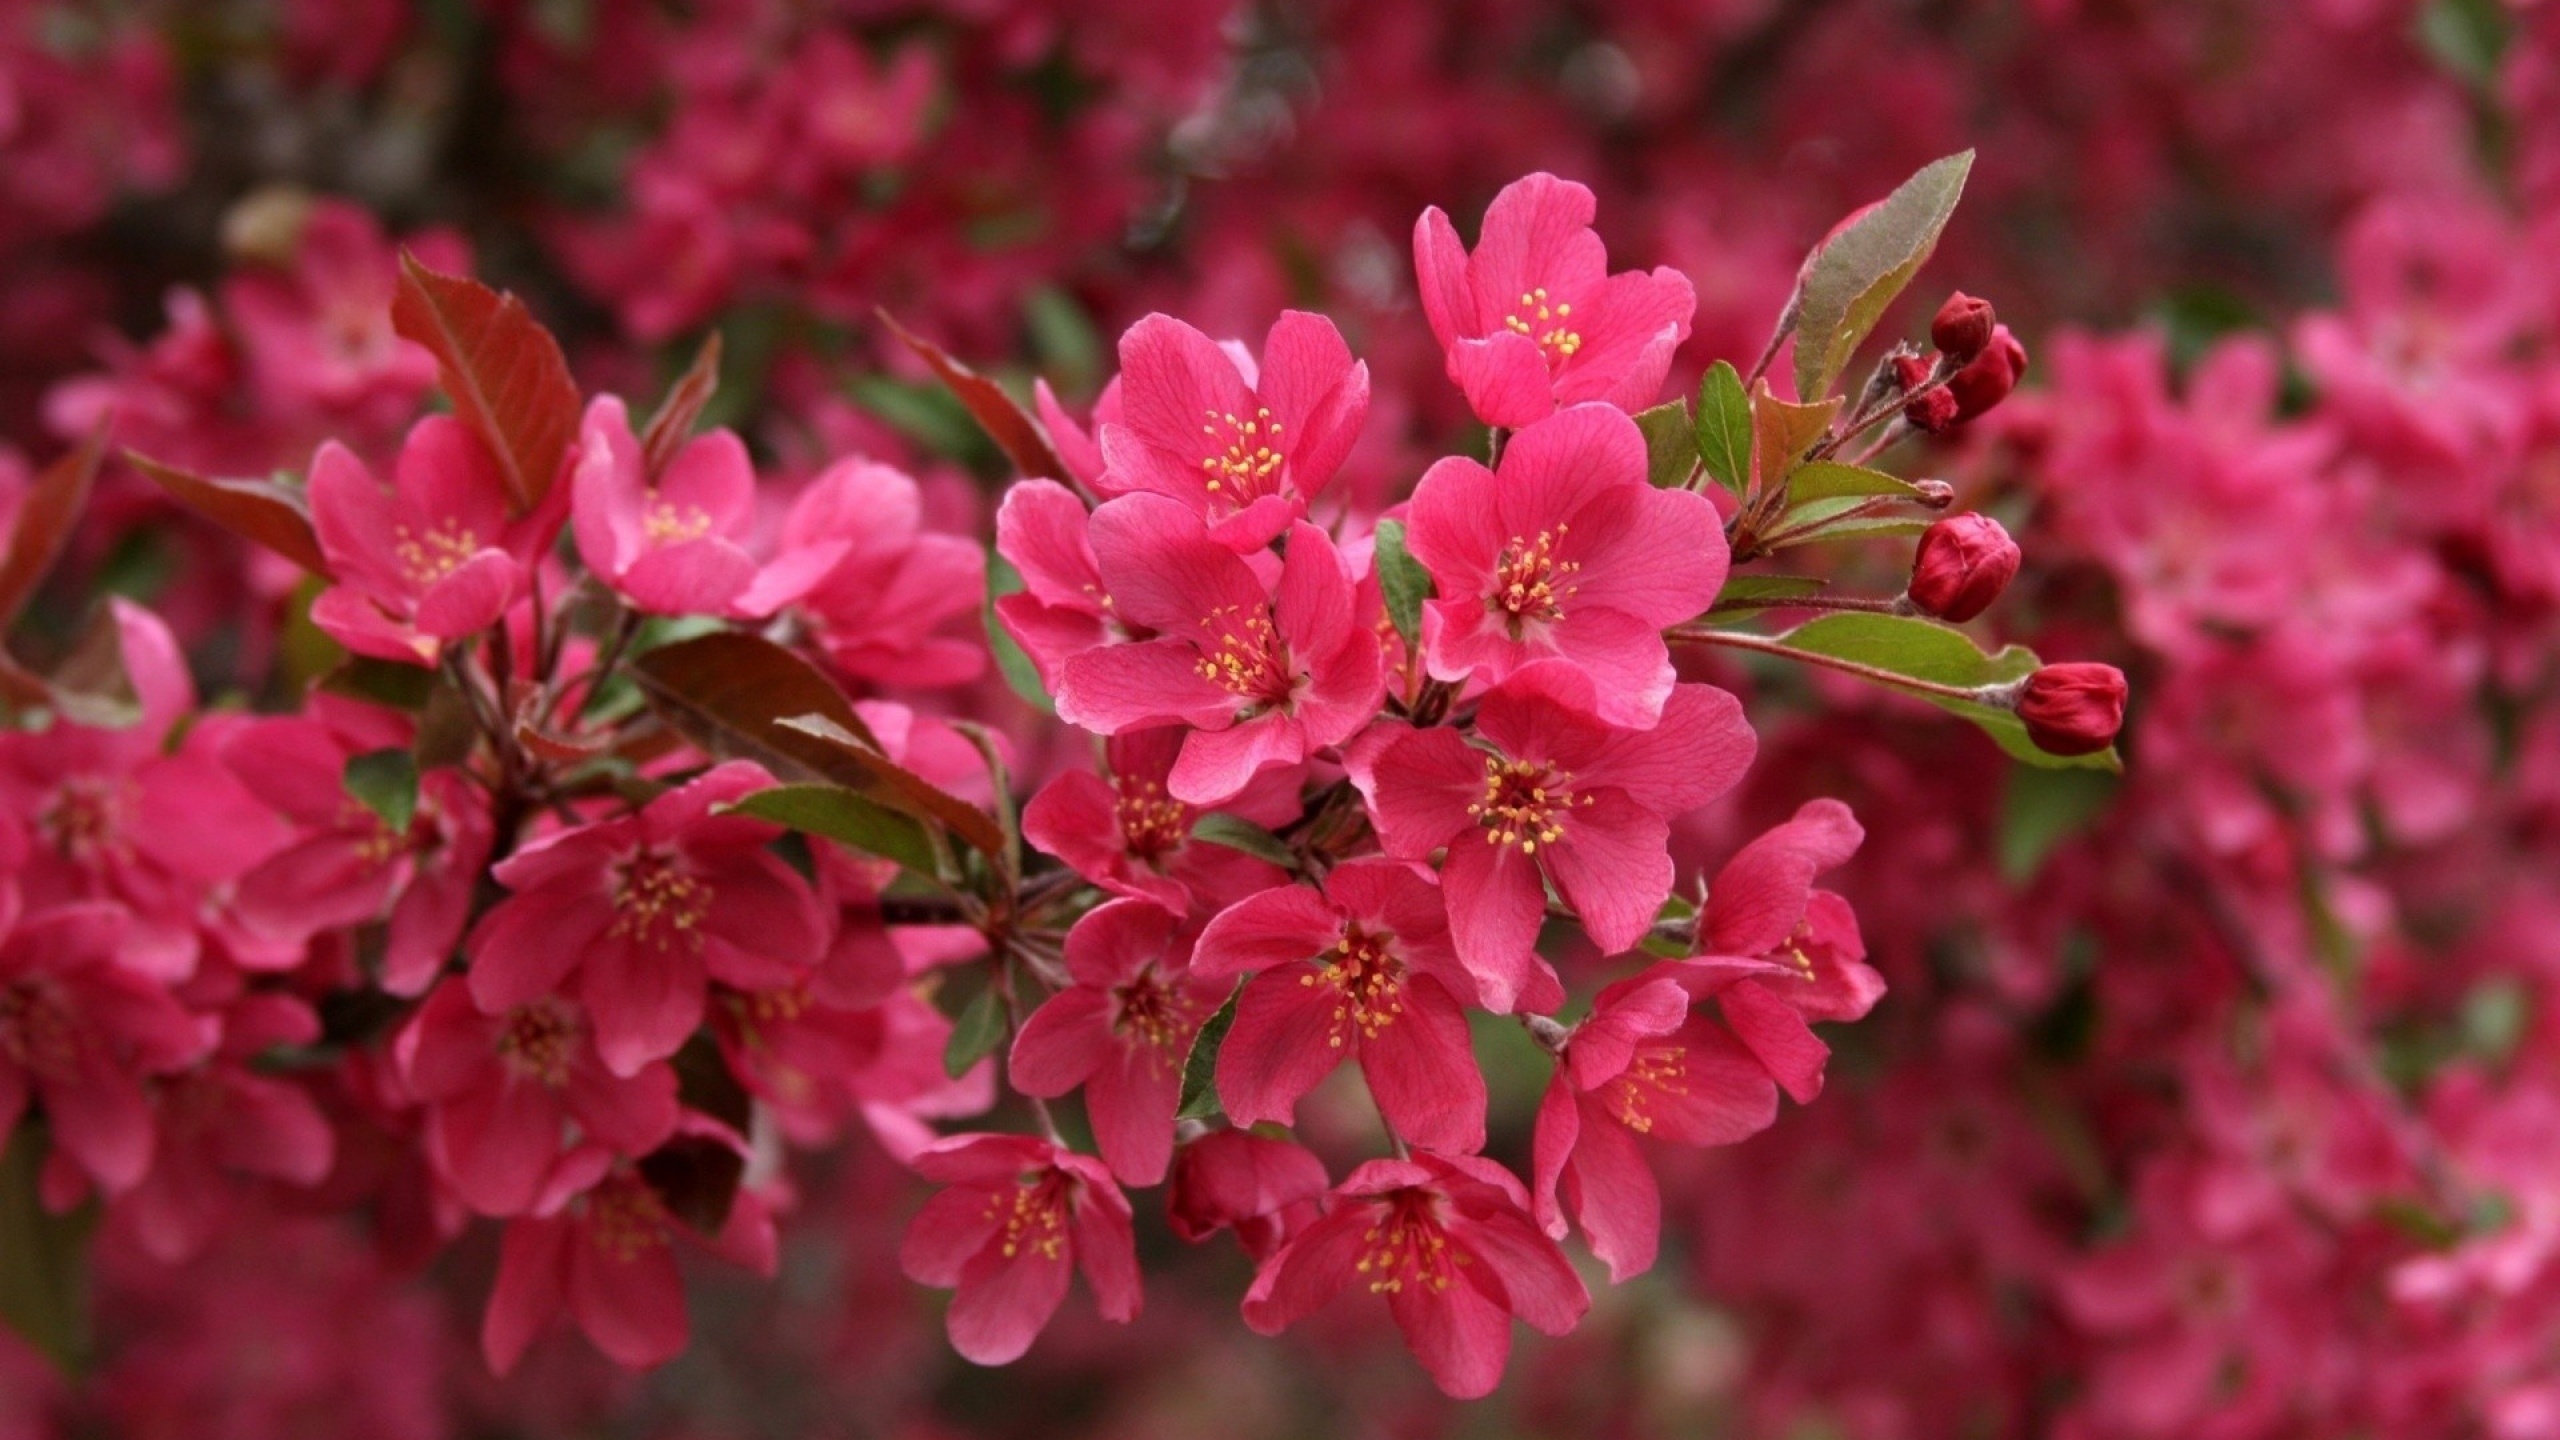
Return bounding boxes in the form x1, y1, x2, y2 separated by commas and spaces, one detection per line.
1895, 354, 1959, 434
1947, 325, 2028, 423
2016, 662, 2126, 757
1931, 292, 1996, 363
1907, 513, 2019, 622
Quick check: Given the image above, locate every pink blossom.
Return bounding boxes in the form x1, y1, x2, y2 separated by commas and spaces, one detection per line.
1057, 497, 1381, 806
115, 992, 335, 1261
899, 1132, 1140, 1365
1414, 173, 1695, 427
466, 762, 826, 1077
1096, 311, 1369, 551
307, 417, 549, 666
1365, 663, 1755, 1009
570, 395, 833, 618
1241, 1152, 1587, 1399
1009, 900, 1226, 1186
1191, 859, 1489, 1153
1166, 1129, 1329, 1260
1019, 728, 1301, 916
224, 198, 458, 433
780, 455, 987, 687
992, 477, 1127, 689
1406, 403, 1726, 725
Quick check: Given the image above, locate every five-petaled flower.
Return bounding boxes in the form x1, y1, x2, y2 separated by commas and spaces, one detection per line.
1019, 728, 1301, 917
899, 1132, 1141, 1365
308, 416, 549, 666
571, 395, 834, 619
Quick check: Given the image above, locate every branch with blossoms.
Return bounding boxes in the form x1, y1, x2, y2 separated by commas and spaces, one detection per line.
0, 151, 2126, 1396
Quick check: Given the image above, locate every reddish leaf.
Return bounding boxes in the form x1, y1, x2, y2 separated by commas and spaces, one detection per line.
639, 332, 724, 479
126, 452, 329, 577
390, 252, 580, 515
629, 631, 1006, 857
875, 308, 1068, 481
0, 428, 105, 630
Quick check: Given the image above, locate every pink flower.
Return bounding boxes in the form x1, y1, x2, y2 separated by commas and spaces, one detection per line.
1365, 663, 1755, 1010
899, 1132, 1141, 1365
466, 762, 826, 1078
1033, 376, 1122, 492
115, 992, 336, 1261
397, 981, 679, 1217
570, 396, 834, 619
308, 416, 545, 667
1241, 1152, 1588, 1399
1414, 173, 1695, 428
1057, 497, 1382, 806
1020, 728, 1301, 916
224, 198, 455, 432
1166, 1129, 1329, 1259
1529, 967, 1776, 1283
1009, 900, 1226, 1186
992, 477, 1129, 690
481, 1142, 777, 1374
1406, 404, 1726, 726
1191, 859, 1488, 1153
220, 698, 492, 995
1684, 798, 1883, 1106
780, 456, 987, 687
1097, 312, 1369, 551
0, 898, 210, 1195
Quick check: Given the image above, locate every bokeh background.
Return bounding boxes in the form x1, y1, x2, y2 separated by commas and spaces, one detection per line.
4, 0, 2560, 1436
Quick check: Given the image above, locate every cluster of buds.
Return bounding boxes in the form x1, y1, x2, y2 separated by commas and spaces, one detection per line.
1893, 291, 2029, 435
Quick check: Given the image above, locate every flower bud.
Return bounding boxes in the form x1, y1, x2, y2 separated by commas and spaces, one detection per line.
1895, 354, 1958, 433
1931, 292, 1996, 363
2016, 662, 2127, 756
1947, 325, 2028, 423
1907, 513, 2019, 622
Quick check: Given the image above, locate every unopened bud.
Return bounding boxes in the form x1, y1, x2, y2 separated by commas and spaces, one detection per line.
1947, 325, 2028, 423
1907, 514, 2019, 623
1931, 292, 1996, 363
2015, 662, 2127, 756
1896, 354, 1959, 434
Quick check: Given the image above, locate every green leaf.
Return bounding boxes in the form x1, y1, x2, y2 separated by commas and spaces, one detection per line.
1371, 519, 1434, 651
945, 985, 1007, 1079
725, 784, 938, 874
1774, 612, 2120, 771
1633, 399, 1696, 488
1176, 982, 1245, 1122
983, 551, 1055, 714
1761, 494, 1933, 551
1191, 812, 1297, 869
342, 748, 419, 833
1692, 360, 1753, 496
1783, 461, 1920, 503
1708, 574, 1829, 613
1792, 150, 1974, 403
1998, 766, 2119, 882
0, 1129, 96, 1374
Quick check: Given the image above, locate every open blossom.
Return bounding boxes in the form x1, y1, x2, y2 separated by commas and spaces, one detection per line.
481, 1141, 777, 1374
116, 992, 335, 1261
224, 197, 457, 431
1009, 900, 1225, 1186
899, 1132, 1140, 1365
570, 396, 834, 619
0, 898, 210, 1195
1020, 728, 1300, 916
1365, 662, 1755, 1009
219, 697, 490, 994
1057, 497, 1382, 806
1192, 859, 1489, 1153
992, 478, 1126, 688
780, 455, 986, 686
1683, 798, 1883, 1106
397, 981, 679, 1217
308, 416, 547, 666
1242, 1152, 1588, 1399
466, 762, 826, 1078
1407, 403, 1726, 726
1096, 312, 1368, 551
1530, 967, 1776, 1282
1414, 172, 1695, 428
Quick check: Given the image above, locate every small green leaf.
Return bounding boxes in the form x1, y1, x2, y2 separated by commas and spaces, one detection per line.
1708, 574, 1829, 613
1774, 612, 2120, 771
1998, 766, 2119, 882
1784, 461, 1920, 503
945, 985, 1006, 1079
1371, 519, 1434, 652
1176, 982, 1245, 1122
1191, 812, 1298, 869
342, 749, 419, 833
983, 550, 1055, 715
725, 784, 938, 875
0, 1128, 96, 1374
321, 657, 437, 711
1793, 151, 1974, 402
1693, 360, 1753, 496
1633, 399, 1697, 488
